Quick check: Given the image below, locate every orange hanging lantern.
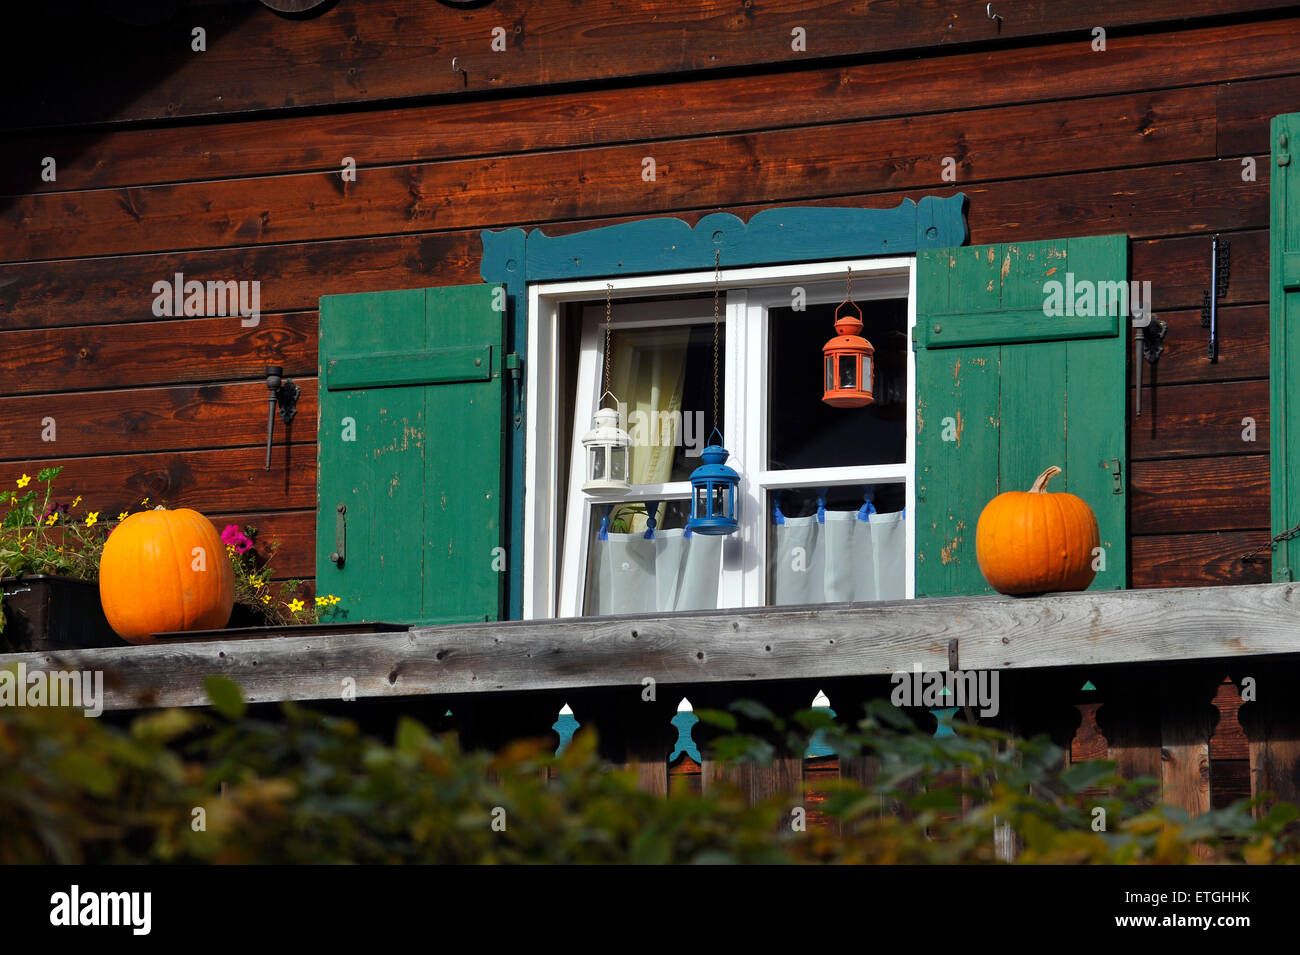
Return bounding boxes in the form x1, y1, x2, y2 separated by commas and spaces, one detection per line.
822, 267, 874, 408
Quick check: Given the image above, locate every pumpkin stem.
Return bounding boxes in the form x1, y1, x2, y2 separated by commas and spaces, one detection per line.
1029, 466, 1063, 493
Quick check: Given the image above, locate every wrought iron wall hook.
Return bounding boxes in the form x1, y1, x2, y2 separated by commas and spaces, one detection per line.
986, 3, 1003, 24
263, 365, 301, 470
451, 56, 468, 87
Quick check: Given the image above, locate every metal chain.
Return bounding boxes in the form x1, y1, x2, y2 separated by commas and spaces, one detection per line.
712, 249, 721, 433
1240, 521, 1300, 562
846, 264, 852, 302
603, 282, 613, 398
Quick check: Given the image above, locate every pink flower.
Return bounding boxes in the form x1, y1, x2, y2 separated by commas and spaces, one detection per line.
221, 523, 254, 554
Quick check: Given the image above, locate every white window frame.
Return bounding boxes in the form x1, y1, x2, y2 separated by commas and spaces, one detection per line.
523, 257, 917, 619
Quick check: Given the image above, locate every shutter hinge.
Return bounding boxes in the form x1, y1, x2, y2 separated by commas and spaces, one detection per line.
1279, 132, 1291, 167
1277, 566, 1293, 583
506, 353, 523, 429
1109, 458, 1123, 494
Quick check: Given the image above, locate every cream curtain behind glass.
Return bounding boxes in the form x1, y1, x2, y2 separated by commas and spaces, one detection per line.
609, 326, 690, 533
587, 325, 722, 614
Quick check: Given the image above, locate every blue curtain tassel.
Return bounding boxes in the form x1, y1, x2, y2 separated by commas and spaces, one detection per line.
816, 492, 826, 524
773, 491, 785, 526
597, 505, 611, 541
644, 501, 659, 540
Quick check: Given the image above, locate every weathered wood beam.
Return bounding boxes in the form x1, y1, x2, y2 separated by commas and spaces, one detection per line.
3, 583, 1300, 711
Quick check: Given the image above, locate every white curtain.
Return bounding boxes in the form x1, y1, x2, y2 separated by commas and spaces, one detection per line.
587, 529, 722, 614
771, 508, 906, 605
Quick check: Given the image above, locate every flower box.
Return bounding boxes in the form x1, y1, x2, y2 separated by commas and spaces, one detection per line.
0, 574, 127, 653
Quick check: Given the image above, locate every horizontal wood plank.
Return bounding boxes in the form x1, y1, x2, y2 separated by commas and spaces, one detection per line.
1131, 531, 1272, 587
7, 17, 1296, 194
1130, 455, 1269, 534
1218, 73, 1300, 156
0, 233, 480, 331
1130, 305, 1267, 385
0, 381, 319, 460
0, 313, 316, 397
7, 582, 1300, 710
3, 447, 314, 515
1129, 379, 1268, 459
5, 0, 1293, 129
1132, 230, 1266, 310
0, 88, 1219, 261
0, 225, 1267, 337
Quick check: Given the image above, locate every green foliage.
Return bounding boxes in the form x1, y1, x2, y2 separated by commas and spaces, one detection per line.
223, 527, 344, 627
0, 467, 111, 585
0, 681, 1296, 864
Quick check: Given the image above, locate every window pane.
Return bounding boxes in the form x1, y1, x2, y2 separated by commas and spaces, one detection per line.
767, 298, 907, 470
608, 324, 725, 484
767, 484, 906, 607
584, 500, 722, 615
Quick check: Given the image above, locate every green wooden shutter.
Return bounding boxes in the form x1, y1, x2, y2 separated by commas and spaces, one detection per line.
317, 284, 507, 624
1272, 114, 1300, 582
915, 236, 1128, 597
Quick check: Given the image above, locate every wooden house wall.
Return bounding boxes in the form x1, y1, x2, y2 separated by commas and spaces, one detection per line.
1, 0, 1295, 593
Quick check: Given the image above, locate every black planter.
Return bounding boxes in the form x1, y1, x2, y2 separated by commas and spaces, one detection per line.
0, 575, 128, 653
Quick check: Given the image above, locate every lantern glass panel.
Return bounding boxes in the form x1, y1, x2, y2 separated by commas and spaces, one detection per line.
838, 354, 857, 390
862, 355, 873, 389
590, 446, 606, 482
711, 484, 728, 518
767, 298, 908, 470
694, 485, 709, 517
610, 446, 627, 482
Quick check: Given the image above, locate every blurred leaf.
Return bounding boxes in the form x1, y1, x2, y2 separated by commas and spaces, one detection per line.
204, 676, 246, 720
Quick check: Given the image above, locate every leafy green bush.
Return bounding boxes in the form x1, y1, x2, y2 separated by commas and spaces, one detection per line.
1, 675, 1295, 864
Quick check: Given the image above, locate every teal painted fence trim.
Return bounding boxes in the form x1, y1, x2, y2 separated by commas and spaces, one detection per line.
670, 710, 701, 764
481, 195, 969, 618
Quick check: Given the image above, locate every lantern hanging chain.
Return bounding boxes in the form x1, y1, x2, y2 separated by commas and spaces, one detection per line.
712, 249, 721, 434
1240, 520, 1300, 562
603, 282, 613, 399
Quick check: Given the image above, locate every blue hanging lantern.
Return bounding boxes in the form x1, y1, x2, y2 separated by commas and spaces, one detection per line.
687, 251, 740, 536
686, 430, 739, 535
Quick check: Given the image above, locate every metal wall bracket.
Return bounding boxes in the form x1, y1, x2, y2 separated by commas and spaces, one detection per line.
264, 365, 301, 470
1142, 319, 1167, 364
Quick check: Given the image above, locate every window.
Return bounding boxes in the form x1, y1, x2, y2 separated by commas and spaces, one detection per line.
524, 257, 916, 618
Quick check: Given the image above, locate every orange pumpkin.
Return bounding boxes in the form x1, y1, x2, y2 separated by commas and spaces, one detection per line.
975, 465, 1100, 595
99, 506, 234, 643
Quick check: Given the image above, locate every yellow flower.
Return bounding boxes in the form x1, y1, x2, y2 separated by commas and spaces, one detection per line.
45, 513, 57, 526
261, 594, 271, 604
140, 497, 149, 507
85, 512, 98, 527
288, 599, 305, 613
71, 495, 82, 508
16, 474, 31, 488
329, 595, 340, 605
117, 512, 128, 522
248, 575, 264, 588
225, 545, 236, 555
315, 596, 327, 607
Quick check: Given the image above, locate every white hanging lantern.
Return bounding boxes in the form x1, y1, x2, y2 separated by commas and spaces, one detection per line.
583, 393, 631, 494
